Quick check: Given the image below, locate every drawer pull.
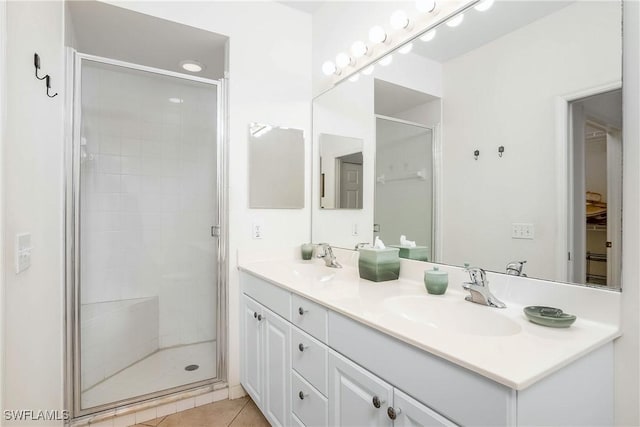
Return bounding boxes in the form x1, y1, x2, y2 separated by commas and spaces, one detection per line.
372, 396, 385, 409
298, 343, 308, 352
298, 391, 308, 400
298, 307, 308, 316
387, 407, 401, 420
257, 314, 264, 321
253, 312, 257, 318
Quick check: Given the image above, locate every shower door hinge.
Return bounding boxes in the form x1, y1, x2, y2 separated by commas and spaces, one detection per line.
211, 225, 221, 237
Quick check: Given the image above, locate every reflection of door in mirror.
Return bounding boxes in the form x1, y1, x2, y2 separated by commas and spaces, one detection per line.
319, 134, 364, 210
337, 153, 363, 208
569, 89, 622, 288
375, 117, 434, 259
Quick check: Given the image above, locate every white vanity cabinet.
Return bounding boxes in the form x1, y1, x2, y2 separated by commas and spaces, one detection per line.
241, 294, 291, 427
240, 271, 614, 427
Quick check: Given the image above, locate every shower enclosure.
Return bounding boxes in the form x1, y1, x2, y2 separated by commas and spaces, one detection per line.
66, 54, 226, 416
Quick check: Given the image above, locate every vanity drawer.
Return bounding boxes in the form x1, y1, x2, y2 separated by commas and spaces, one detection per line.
241, 272, 291, 321
292, 327, 328, 396
291, 413, 305, 427
291, 294, 328, 342
292, 371, 328, 427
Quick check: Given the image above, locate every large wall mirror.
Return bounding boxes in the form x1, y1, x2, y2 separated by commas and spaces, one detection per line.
311, 0, 623, 289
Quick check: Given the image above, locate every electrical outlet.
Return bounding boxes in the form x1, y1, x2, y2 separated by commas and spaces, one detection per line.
252, 220, 264, 239
512, 223, 534, 240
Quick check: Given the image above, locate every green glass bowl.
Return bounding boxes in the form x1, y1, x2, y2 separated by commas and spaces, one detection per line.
523, 306, 577, 328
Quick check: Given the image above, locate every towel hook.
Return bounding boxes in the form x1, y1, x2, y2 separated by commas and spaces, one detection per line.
473, 149, 480, 160
45, 75, 58, 98
34, 53, 47, 80
498, 146, 505, 158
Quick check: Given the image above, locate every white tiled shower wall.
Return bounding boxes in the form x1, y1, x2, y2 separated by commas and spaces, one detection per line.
79, 61, 218, 380
81, 297, 159, 390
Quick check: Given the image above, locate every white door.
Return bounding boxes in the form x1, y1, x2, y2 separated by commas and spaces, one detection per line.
328, 351, 393, 427
392, 388, 456, 427
242, 296, 263, 407
263, 308, 291, 427
339, 161, 363, 209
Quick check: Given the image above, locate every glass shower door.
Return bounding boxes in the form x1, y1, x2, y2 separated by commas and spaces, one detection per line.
77, 58, 220, 411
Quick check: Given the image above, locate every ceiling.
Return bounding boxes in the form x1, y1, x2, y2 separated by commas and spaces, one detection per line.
411, 1, 572, 62
67, 1, 227, 80
278, 1, 327, 14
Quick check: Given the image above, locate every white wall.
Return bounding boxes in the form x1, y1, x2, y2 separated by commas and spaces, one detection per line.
0, 0, 6, 422
617, 2, 640, 425
440, 1, 621, 280
3, 1, 66, 425
101, 0, 313, 400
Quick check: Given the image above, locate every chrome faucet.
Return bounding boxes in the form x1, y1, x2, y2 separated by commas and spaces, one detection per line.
506, 260, 527, 277
317, 243, 342, 268
462, 267, 506, 308
354, 242, 370, 250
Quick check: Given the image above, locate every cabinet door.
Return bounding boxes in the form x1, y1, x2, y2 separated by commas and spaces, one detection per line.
242, 295, 263, 407
392, 388, 457, 427
328, 351, 393, 427
263, 307, 291, 427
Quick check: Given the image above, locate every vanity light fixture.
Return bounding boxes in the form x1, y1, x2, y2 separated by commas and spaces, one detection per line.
379, 54, 393, 66
399, 42, 413, 54
168, 97, 184, 104
180, 60, 204, 73
362, 65, 375, 75
351, 41, 369, 58
420, 29, 437, 42
390, 10, 411, 30
446, 13, 465, 27
335, 52, 353, 68
416, 0, 437, 13
474, 0, 495, 12
369, 25, 388, 44
322, 60, 339, 76
348, 73, 360, 83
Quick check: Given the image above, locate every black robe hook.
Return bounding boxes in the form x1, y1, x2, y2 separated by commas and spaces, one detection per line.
45, 75, 58, 98
34, 53, 46, 80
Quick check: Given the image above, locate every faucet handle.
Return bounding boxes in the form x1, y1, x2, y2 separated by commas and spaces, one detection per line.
465, 266, 487, 285
355, 242, 370, 250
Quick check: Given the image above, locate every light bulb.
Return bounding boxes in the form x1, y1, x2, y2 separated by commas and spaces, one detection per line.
390, 10, 410, 30
369, 26, 387, 44
180, 60, 204, 73
416, 0, 436, 13
420, 29, 437, 42
474, 0, 494, 12
399, 42, 413, 54
379, 55, 393, 67
351, 41, 369, 58
322, 60, 337, 76
168, 97, 184, 104
446, 13, 464, 27
362, 65, 375, 75
348, 73, 360, 83
335, 52, 352, 68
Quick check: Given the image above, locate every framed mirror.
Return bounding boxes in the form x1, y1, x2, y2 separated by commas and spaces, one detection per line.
249, 123, 305, 209
311, 0, 623, 289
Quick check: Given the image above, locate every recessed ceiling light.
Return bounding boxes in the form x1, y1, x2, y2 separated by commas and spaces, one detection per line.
180, 60, 204, 73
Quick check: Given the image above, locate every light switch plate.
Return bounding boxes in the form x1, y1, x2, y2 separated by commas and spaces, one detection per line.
16, 232, 32, 274
512, 223, 535, 240
252, 219, 264, 239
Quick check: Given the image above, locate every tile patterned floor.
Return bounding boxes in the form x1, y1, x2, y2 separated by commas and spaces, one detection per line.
133, 396, 269, 427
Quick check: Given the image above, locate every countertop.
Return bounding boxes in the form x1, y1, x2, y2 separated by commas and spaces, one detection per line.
238, 256, 620, 390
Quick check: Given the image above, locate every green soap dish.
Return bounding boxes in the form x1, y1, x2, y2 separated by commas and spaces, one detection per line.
523, 306, 576, 328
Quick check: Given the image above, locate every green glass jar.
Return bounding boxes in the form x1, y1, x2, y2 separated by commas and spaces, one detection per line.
424, 266, 448, 295
301, 243, 314, 260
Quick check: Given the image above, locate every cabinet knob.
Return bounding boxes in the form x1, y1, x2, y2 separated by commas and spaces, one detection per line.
372, 396, 385, 409
387, 407, 401, 420
298, 391, 308, 400
257, 314, 264, 321
253, 312, 257, 319
298, 307, 308, 316
298, 343, 308, 352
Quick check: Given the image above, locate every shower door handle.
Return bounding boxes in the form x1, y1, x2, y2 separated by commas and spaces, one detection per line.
211, 225, 221, 237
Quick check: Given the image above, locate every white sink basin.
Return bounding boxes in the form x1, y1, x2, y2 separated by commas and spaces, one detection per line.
290, 262, 337, 282
383, 295, 521, 337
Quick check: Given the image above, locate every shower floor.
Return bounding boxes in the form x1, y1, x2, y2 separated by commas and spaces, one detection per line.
82, 340, 217, 409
